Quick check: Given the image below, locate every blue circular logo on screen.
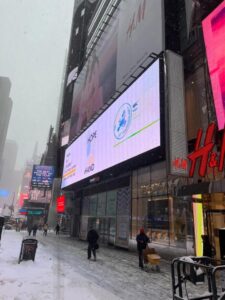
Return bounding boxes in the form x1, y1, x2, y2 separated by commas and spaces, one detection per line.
114, 103, 132, 140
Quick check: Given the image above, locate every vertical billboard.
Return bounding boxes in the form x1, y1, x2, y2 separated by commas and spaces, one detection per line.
116, 0, 164, 86
70, 7, 118, 139
62, 59, 161, 188
56, 195, 65, 213
31, 165, 55, 189
69, 0, 164, 141
202, 1, 225, 130
166, 51, 188, 176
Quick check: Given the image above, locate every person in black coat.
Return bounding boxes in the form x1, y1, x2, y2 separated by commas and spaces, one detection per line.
136, 228, 150, 269
55, 224, 60, 235
202, 235, 216, 258
32, 224, 38, 237
87, 228, 99, 261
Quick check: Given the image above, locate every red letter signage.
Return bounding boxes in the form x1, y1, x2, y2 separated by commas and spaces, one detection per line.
188, 123, 216, 177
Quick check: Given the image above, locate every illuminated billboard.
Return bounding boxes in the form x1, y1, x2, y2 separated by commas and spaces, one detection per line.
202, 1, 225, 130
31, 165, 55, 189
62, 59, 161, 188
57, 195, 65, 213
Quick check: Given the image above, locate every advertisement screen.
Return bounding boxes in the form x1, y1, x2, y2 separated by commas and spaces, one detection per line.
31, 165, 55, 189
62, 59, 161, 188
57, 195, 65, 213
202, 1, 225, 130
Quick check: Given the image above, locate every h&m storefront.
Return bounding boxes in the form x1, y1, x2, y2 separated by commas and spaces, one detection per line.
178, 180, 225, 261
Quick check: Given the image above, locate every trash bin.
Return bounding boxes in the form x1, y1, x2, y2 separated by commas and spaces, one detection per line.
18, 238, 38, 264
0, 217, 4, 240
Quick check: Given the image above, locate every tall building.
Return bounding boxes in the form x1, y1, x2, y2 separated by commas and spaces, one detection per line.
0, 140, 22, 217
0, 77, 13, 178
57, 0, 225, 259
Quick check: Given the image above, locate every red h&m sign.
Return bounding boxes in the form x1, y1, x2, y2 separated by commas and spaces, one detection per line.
56, 195, 65, 213
188, 123, 225, 177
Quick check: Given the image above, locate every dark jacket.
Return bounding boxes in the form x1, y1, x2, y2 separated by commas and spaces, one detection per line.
32, 224, 38, 231
87, 229, 99, 245
203, 239, 215, 258
136, 233, 150, 251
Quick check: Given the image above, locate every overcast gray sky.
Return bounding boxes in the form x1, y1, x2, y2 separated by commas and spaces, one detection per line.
0, 0, 74, 169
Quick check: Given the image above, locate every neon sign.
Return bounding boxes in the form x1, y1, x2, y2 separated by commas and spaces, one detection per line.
172, 157, 188, 171
188, 123, 225, 177
56, 195, 65, 213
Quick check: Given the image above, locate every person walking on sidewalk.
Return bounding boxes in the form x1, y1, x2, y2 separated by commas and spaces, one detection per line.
55, 223, 60, 235
27, 224, 32, 236
136, 228, 150, 270
43, 223, 48, 236
32, 224, 38, 237
87, 228, 99, 261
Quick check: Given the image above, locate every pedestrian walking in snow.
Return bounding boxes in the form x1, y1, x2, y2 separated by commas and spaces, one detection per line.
87, 228, 99, 261
43, 223, 48, 236
136, 228, 150, 270
27, 224, 32, 236
32, 224, 38, 237
55, 223, 60, 235
202, 234, 216, 258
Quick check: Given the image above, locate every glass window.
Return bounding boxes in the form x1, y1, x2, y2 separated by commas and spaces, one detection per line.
106, 190, 117, 216
89, 194, 97, 216
137, 166, 150, 198
132, 170, 138, 199
97, 192, 106, 216
170, 196, 194, 250
147, 196, 169, 244
82, 196, 89, 215
137, 198, 148, 229
131, 197, 138, 239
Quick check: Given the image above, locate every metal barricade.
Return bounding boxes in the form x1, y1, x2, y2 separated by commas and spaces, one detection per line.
171, 256, 225, 300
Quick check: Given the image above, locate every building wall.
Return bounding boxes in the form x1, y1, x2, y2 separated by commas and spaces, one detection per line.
58, 1, 225, 257
0, 77, 12, 178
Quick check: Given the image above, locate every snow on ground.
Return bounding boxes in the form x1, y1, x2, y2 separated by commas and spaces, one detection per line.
0, 230, 120, 300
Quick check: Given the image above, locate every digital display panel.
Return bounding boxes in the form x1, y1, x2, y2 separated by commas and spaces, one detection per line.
31, 165, 55, 189
62, 59, 161, 188
57, 195, 65, 213
202, 1, 225, 130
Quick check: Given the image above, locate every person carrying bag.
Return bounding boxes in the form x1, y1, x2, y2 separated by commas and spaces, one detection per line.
87, 227, 99, 261
136, 228, 150, 270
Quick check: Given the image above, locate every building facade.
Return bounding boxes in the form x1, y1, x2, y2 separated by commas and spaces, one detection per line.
0, 77, 12, 179
57, 0, 225, 259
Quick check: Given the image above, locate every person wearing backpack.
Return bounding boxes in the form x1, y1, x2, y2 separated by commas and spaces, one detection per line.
136, 228, 150, 270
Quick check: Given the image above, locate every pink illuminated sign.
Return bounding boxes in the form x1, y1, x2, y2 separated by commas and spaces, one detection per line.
202, 1, 225, 130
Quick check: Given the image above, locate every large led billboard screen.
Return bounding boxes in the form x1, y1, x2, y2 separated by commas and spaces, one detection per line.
31, 165, 55, 189
62, 59, 161, 188
202, 1, 225, 130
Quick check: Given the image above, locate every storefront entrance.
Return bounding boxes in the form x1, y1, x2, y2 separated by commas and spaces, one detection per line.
193, 193, 225, 259
205, 208, 225, 260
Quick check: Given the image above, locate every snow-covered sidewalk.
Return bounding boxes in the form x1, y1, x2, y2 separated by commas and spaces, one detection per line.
0, 229, 177, 300
0, 230, 120, 300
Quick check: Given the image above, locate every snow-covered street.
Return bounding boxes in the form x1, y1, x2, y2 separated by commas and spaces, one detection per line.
0, 230, 172, 300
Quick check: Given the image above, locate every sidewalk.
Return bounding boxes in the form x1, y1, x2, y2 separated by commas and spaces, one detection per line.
38, 231, 173, 299
0, 229, 173, 299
